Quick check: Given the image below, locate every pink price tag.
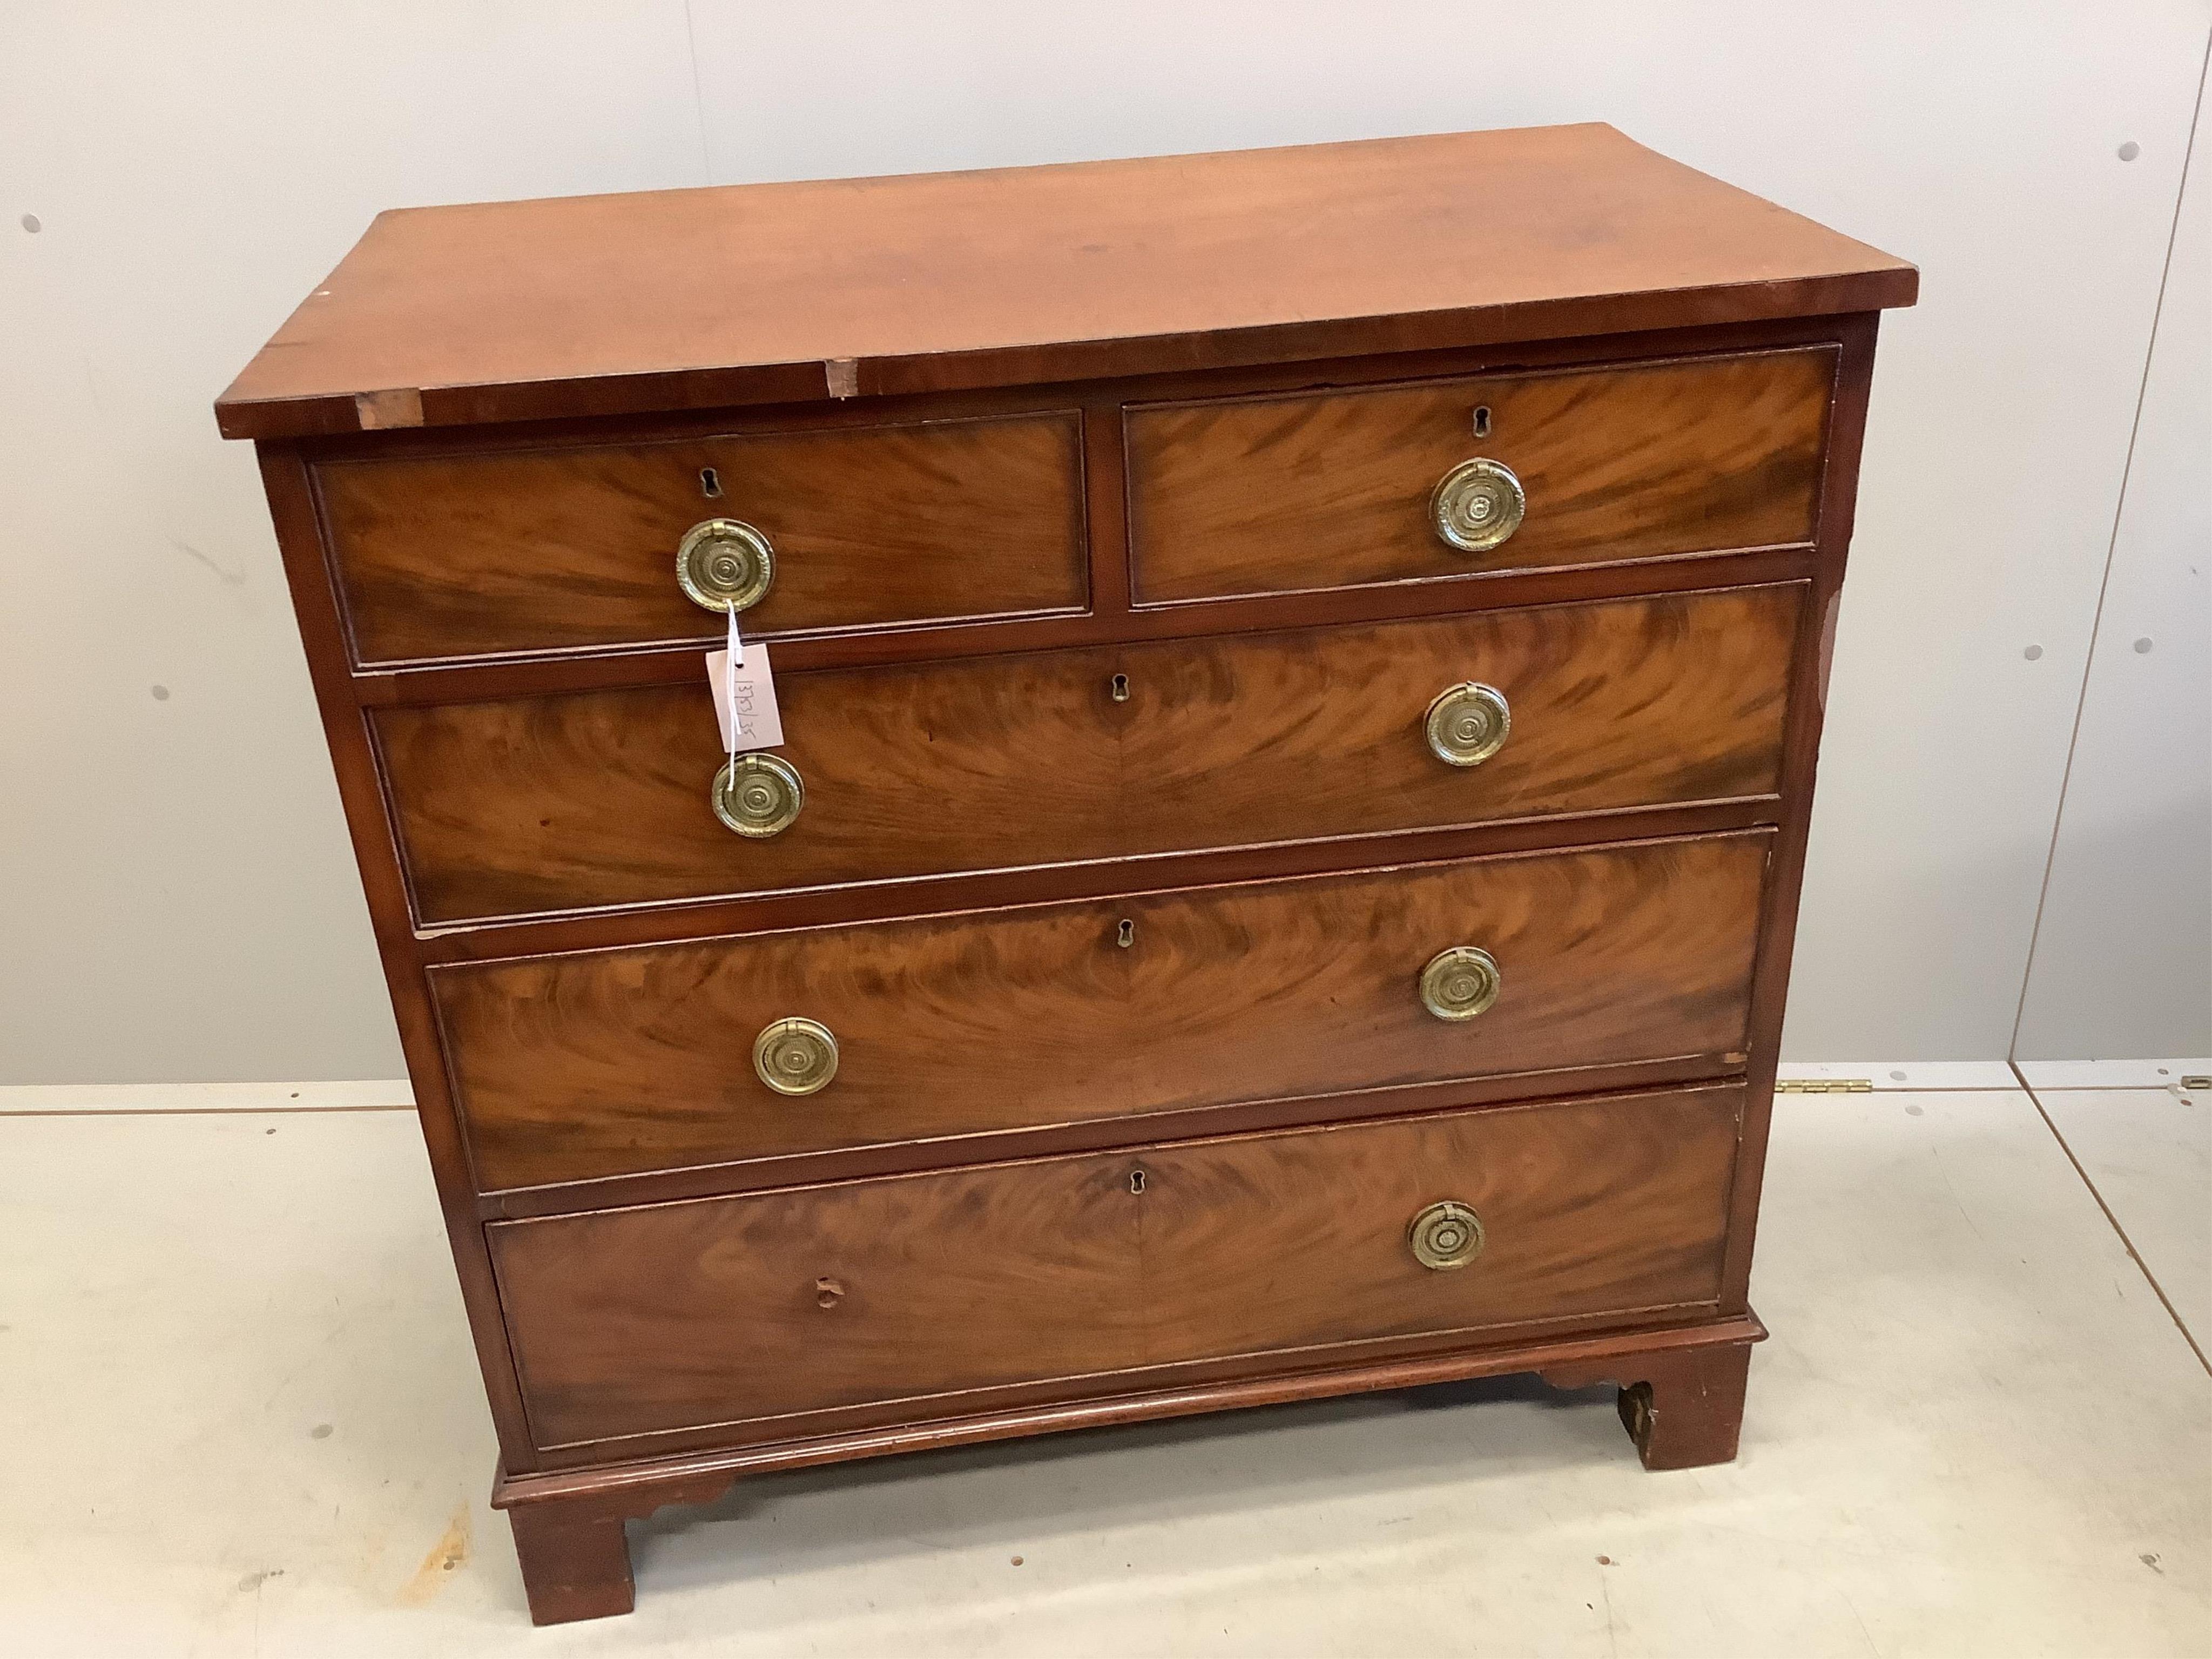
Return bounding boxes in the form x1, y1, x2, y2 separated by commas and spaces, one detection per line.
706, 643, 785, 752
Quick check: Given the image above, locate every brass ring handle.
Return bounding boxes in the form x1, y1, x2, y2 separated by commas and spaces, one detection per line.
1408, 1200, 1485, 1270
1430, 457, 1525, 554
755, 1017, 839, 1096
1420, 946, 1501, 1021
677, 518, 777, 613
712, 752, 804, 838
1424, 682, 1510, 767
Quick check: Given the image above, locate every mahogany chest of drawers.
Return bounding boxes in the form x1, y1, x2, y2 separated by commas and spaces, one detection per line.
218, 124, 1914, 1623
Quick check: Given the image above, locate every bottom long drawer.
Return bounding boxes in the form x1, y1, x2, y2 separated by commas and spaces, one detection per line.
490, 1084, 1743, 1457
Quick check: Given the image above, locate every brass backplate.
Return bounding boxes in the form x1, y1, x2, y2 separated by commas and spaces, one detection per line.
1429, 457, 1526, 554
712, 752, 805, 838
754, 1017, 839, 1096
677, 517, 777, 613
1408, 1200, 1486, 1270
1424, 682, 1510, 767
1419, 946, 1501, 1021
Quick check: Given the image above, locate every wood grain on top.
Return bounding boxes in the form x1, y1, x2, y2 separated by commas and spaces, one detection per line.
217, 125, 1914, 440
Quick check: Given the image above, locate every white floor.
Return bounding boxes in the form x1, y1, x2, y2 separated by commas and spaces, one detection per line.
1, 1069, 2206, 1657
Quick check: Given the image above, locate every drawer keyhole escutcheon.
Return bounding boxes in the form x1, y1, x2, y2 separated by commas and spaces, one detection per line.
814, 1277, 845, 1310
677, 517, 776, 613
1117, 919, 1135, 948
1424, 682, 1510, 767
1430, 457, 1525, 554
1110, 672, 1131, 703
1407, 1201, 1485, 1270
755, 1016, 839, 1096
713, 752, 805, 838
1471, 405, 1492, 438
1129, 1168, 1148, 1195
698, 466, 723, 499
1419, 946, 1501, 1021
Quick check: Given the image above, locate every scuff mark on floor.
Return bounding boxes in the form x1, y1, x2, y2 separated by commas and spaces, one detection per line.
398, 1504, 471, 1605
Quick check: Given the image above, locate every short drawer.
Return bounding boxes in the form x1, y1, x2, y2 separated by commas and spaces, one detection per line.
316, 410, 1089, 665
379, 584, 1799, 925
438, 831, 1768, 1189
489, 1086, 1743, 1454
1126, 348, 1833, 604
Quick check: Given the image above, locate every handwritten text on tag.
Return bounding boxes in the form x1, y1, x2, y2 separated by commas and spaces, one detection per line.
706, 643, 785, 752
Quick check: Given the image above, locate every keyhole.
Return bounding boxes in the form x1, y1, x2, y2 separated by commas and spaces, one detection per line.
814, 1276, 845, 1309
700, 467, 723, 499
1472, 406, 1492, 438
1117, 919, 1135, 948
1128, 1169, 1148, 1195
1110, 672, 1130, 704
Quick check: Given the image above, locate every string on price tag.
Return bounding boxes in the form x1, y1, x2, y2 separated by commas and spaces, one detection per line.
706, 605, 785, 756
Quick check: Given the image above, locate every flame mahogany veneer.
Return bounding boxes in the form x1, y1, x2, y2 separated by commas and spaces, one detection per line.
221, 124, 1913, 1623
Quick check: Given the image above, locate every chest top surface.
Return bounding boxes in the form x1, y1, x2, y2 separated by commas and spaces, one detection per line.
215, 123, 1914, 442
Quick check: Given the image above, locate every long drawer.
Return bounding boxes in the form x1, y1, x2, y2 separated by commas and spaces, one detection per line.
489, 1086, 1744, 1454
380, 585, 1800, 925
317, 410, 1090, 665
1125, 348, 1834, 604
437, 831, 1768, 1190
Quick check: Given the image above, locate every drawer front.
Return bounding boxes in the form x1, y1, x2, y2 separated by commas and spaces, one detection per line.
318, 411, 1089, 665
1127, 349, 1833, 604
380, 585, 1798, 925
440, 832, 1768, 1189
490, 1087, 1742, 1452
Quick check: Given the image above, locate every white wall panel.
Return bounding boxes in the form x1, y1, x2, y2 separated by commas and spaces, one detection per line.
0, 3, 705, 1081
1, 3, 2207, 1079
2015, 91, 2211, 1061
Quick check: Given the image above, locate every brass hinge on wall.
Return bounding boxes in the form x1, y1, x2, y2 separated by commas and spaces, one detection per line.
1774, 1077, 1873, 1094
